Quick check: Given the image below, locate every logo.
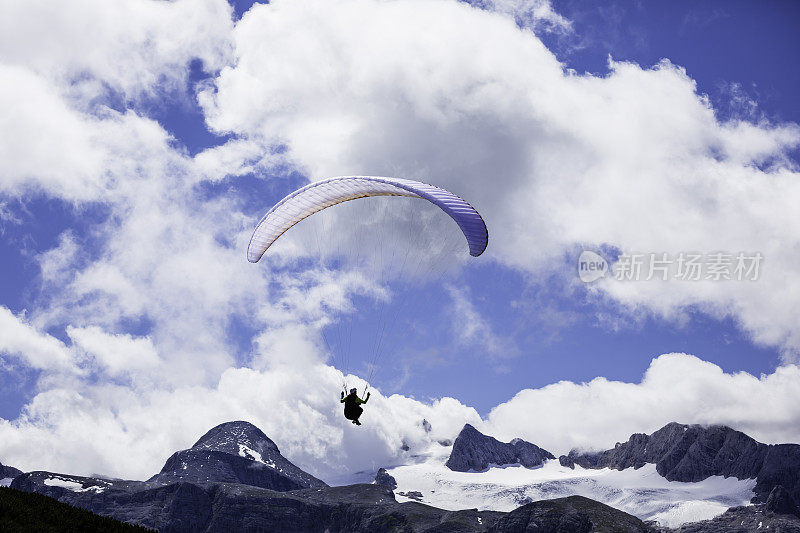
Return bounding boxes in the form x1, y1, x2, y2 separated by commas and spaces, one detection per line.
578, 250, 608, 283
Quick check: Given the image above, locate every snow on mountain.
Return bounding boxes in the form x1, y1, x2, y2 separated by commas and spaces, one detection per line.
389, 454, 755, 528
42, 475, 108, 493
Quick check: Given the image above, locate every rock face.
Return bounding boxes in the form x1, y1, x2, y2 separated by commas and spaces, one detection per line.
668, 503, 800, 533
0, 461, 22, 480
374, 468, 397, 490
148, 421, 325, 490
446, 424, 555, 472
766, 485, 800, 516
559, 422, 800, 516
489, 495, 653, 533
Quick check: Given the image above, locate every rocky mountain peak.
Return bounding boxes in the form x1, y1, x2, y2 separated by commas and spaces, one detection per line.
374, 468, 397, 490
560, 422, 765, 480
191, 420, 280, 459
149, 420, 326, 490
445, 424, 555, 472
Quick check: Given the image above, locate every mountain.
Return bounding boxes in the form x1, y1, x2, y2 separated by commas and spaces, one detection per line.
489, 495, 653, 533
10, 419, 797, 531
11, 420, 326, 530
148, 420, 325, 490
0, 486, 153, 532
446, 424, 555, 472
558, 422, 800, 517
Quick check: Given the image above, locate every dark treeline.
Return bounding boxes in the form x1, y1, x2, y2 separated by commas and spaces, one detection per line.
0, 486, 153, 532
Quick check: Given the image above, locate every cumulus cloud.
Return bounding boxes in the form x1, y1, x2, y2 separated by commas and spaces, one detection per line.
0, 57, 270, 388
2, 351, 799, 483
486, 353, 800, 454
193, 138, 281, 182
200, 0, 800, 358
66, 326, 161, 377
0, 0, 234, 200
0, 66, 107, 200
28, 118, 262, 386
0, 0, 233, 101
0, 360, 480, 481
0, 307, 76, 372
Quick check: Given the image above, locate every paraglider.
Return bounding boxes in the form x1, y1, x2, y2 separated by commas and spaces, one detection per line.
340, 388, 370, 425
248, 176, 488, 426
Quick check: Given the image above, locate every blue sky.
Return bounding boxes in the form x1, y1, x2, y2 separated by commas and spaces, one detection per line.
1, 0, 799, 481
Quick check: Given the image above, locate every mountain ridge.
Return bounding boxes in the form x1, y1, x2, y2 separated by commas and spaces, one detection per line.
5, 419, 800, 531
559, 422, 800, 517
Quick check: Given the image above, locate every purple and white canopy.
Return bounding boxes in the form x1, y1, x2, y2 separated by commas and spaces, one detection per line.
247, 176, 488, 263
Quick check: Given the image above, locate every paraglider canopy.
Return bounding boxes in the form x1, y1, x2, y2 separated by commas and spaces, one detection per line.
247, 176, 488, 263
248, 175, 488, 393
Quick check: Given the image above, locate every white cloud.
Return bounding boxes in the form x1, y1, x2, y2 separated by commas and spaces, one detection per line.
66, 326, 161, 377
0, 79, 267, 387
0, 66, 107, 200
486, 353, 800, 455
0, 0, 234, 201
1, 352, 798, 484
193, 138, 281, 182
30, 146, 261, 387
0, 0, 233, 101
0, 307, 75, 372
0, 360, 480, 481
